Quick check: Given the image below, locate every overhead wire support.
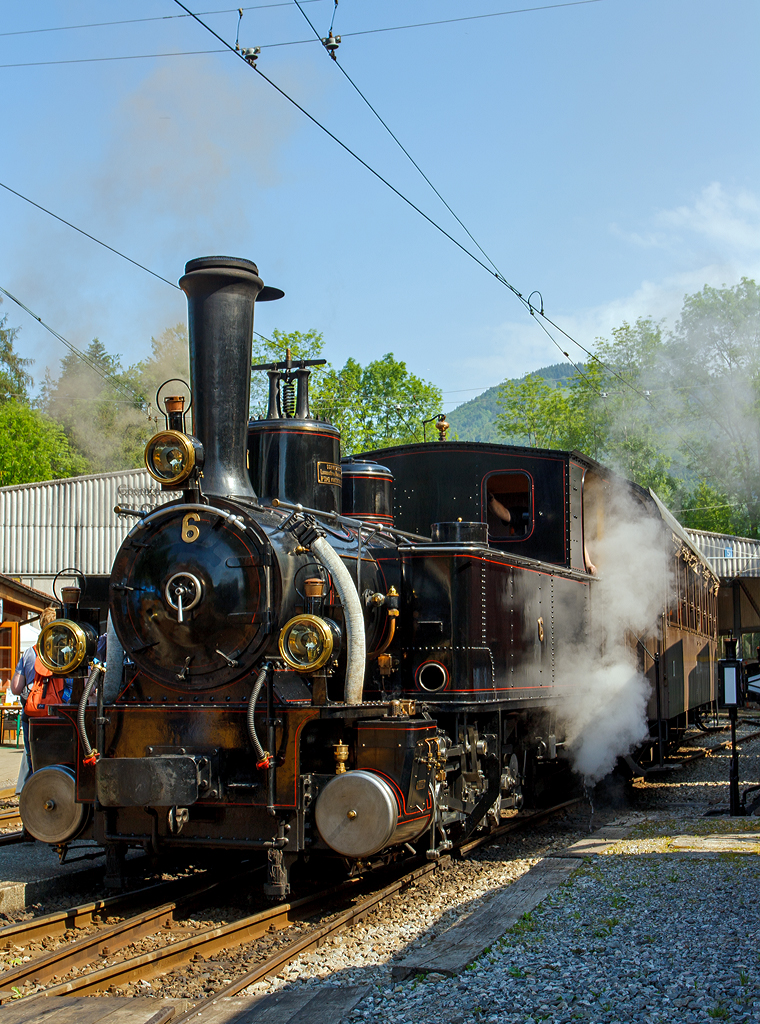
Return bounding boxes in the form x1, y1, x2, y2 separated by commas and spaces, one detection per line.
172, 0, 676, 420
291, 0, 508, 285
170, 0, 515, 290
289, 4, 605, 399
0, 285, 149, 412
3, 0, 688, 467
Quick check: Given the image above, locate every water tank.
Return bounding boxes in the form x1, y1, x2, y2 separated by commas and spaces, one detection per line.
341, 458, 394, 527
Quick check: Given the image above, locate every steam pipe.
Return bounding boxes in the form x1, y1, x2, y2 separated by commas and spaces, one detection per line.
294, 368, 310, 419
266, 667, 277, 817
311, 535, 366, 704
179, 256, 282, 498
266, 371, 282, 420
78, 662, 104, 763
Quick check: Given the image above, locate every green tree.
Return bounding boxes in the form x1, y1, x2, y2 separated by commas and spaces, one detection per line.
249, 329, 325, 417
495, 317, 678, 501
675, 479, 751, 536
495, 373, 574, 448
311, 353, 442, 455
0, 402, 87, 486
40, 338, 149, 473
134, 323, 190, 431
0, 313, 33, 404
591, 318, 677, 499
666, 278, 760, 533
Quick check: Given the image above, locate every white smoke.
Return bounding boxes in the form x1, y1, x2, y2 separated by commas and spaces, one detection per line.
557, 481, 673, 784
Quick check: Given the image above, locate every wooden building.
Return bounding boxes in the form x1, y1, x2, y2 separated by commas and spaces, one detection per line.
0, 574, 53, 695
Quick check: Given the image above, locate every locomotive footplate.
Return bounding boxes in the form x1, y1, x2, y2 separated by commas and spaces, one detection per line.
96, 755, 203, 807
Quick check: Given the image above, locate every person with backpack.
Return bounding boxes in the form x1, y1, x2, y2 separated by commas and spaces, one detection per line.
10, 606, 59, 773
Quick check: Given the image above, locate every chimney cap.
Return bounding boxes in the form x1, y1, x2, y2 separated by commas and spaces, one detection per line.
182, 256, 284, 301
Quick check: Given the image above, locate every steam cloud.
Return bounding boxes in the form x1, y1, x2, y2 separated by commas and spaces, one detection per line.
557, 482, 673, 785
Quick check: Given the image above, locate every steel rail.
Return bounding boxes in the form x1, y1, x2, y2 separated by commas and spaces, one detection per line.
20, 876, 365, 998
172, 859, 442, 1024
457, 797, 582, 857
0, 872, 224, 952
0, 830, 26, 846
0, 874, 228, 995
659, 727, 760, 769
6, 798, 587, 1011
172, 798, 583, 1024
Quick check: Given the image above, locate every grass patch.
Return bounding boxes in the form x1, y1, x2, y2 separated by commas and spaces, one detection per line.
508, 912, 537, 935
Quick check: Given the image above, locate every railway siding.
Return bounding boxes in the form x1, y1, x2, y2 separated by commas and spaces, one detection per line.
0, 722, 758, 1022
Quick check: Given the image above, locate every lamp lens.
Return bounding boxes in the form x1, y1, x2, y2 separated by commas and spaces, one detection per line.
148, 436, 188, 482
278, 615, 333, 672
286, 622, 324, 667
42, 623, 83, 672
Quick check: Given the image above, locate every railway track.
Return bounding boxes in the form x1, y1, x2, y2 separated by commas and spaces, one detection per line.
0, 799, 581, 1012
2, 720, 757, 1017
662, 724, 760, 768
0, 808, 22, 829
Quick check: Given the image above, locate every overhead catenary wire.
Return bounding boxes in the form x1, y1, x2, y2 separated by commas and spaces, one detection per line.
1, 1, 605, 42
291, 0, 508, 283
0, 182, 180, 290
173, 0, 702, 464
0, 50, 228, 70
0, 0, 704, 470
0, 2, 325, 37
0, 285, 150, 412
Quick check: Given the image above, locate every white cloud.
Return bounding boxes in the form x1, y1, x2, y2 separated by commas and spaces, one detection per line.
656, 182, 760, 254
578, 185, 760, 340
446, 183, 760, 401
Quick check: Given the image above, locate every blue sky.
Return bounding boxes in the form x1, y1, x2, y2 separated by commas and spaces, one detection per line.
1, 0, 758, 411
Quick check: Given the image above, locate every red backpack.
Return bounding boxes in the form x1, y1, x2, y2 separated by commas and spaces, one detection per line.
25, 647, 68, 718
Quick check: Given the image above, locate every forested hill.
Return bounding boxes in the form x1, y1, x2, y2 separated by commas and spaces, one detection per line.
447, 362, 577, 442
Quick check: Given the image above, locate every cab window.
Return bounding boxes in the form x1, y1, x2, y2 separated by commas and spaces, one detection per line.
484, 472, 532, 540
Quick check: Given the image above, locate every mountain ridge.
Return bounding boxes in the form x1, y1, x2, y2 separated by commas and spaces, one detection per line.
446, 362, 577, 443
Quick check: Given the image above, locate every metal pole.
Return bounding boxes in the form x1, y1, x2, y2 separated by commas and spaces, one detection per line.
729, 705, 741, 816
654, 652, 664, 768
266, 668, 277, 817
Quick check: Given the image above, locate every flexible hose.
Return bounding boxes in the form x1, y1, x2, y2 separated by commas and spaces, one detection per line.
247, 663, 271, 768
78, 662, 104, 764
102, 612, 123, 704
311, 535, 366, 705
368, 615, 396, 660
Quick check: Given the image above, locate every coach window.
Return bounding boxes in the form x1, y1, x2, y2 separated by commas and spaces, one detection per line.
484, 472, 532, 540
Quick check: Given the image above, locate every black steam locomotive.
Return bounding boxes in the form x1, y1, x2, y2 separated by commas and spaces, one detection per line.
22, 256, 719, 894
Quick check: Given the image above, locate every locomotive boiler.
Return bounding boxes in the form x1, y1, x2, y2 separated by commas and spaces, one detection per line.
21, 255, 720, 895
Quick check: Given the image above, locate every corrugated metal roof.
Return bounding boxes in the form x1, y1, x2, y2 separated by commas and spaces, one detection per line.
648, 490, 718, 577
0, 469, 172, 576
686, 528, 760, 580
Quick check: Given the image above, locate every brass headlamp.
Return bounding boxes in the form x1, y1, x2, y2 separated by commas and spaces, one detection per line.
144, 430, 203, 487
278, 614, 337, 673
38, 619, 98, 675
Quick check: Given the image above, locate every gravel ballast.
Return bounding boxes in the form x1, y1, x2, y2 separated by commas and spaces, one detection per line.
6, 719, 760, 1021
235, 724, 760, 1024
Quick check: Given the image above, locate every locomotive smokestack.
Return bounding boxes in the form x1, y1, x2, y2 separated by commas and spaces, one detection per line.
179, 256, 283, 499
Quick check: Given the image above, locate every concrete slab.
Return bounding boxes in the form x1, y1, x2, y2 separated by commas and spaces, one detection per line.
0, 838, 110, 914
391, 822, 634, 982
669, 832, 760, 853
0, 748, 23, 791
179, 987, 369, 1024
